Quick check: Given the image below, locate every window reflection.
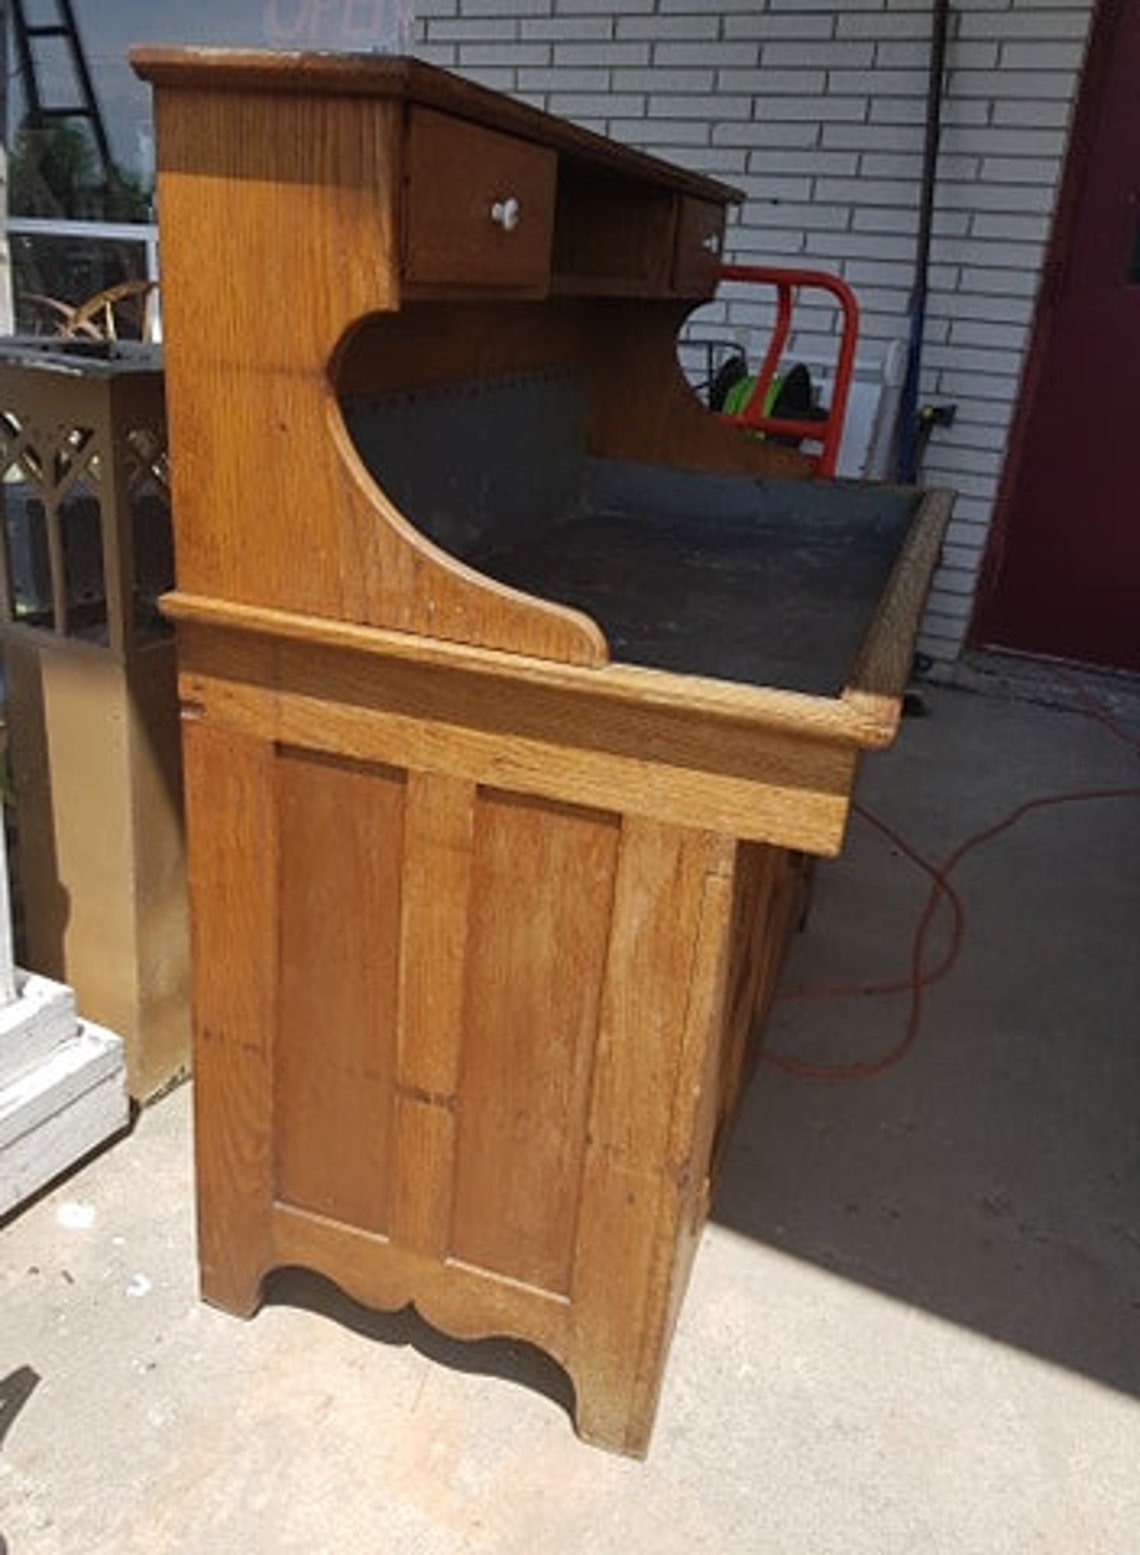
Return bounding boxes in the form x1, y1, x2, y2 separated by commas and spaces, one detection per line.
4, 2, 414, 337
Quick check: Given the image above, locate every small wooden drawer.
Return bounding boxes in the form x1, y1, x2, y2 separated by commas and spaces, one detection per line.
672, 197, 726, 297
403, 108, 557, 290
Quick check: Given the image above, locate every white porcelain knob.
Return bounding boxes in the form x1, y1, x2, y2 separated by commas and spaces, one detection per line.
702, 232, 721, 254
490, 197, 521, 232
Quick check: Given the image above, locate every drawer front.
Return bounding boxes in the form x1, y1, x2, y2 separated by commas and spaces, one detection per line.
672, 197, 727, 297
404, 108, 556, 289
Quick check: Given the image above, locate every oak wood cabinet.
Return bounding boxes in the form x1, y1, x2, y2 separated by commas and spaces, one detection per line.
132, 48, 951, 1455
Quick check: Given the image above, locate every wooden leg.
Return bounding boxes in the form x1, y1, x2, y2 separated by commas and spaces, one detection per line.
560, 820, 738, 1457
198, 1259, 266, 1321
568, 1353, 662, 1459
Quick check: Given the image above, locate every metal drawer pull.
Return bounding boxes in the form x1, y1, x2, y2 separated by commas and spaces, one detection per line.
490, 197, 521, 231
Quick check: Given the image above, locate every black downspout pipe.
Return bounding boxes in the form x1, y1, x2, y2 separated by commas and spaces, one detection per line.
896, 0, 950, 483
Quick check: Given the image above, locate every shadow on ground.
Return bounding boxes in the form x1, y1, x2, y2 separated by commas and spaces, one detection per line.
264, 1266, 577, 1420
712, 683, 1140, 1400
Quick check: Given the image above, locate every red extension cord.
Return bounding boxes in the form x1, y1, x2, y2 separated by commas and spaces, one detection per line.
763, 681, 1140, 1083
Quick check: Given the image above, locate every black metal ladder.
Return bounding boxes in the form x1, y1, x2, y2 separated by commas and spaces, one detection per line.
9, 0, 113, 182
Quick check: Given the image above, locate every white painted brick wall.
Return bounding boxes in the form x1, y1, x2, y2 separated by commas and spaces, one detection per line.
413, 0, 1096, 669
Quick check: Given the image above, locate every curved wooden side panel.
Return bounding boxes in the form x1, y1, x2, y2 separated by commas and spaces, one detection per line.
572, 298, 813, 477
324, 385, 609, 664
168, 355, 609, 664
152, 87, 609, 666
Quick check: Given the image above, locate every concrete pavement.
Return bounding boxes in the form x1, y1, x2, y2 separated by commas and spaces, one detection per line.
2, 668, 1138, 1554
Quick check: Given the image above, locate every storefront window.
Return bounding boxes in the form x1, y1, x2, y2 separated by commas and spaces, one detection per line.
4, 2, 414, 335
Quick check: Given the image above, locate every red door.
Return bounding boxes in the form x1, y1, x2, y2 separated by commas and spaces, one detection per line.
973, 0, 1140, 672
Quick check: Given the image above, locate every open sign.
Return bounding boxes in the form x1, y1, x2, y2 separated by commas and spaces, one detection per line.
263, 0, 414, 49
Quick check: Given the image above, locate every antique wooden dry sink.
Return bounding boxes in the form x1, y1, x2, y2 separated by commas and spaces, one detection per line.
132, 47, 951, 1455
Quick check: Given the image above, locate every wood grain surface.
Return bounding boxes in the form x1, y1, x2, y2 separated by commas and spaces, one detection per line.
140, 47, 950, 1455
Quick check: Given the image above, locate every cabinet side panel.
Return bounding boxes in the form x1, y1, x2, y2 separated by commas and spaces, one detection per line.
274, 748, 406, 1233
450, 791, 620, 1294
714, 843, 809, 1162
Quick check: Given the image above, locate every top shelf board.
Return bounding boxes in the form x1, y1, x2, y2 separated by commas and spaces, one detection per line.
129, 47, 743, 208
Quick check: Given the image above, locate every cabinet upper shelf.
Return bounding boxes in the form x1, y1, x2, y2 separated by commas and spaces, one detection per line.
131, 47, 737, 301
131, 48, 742, 205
